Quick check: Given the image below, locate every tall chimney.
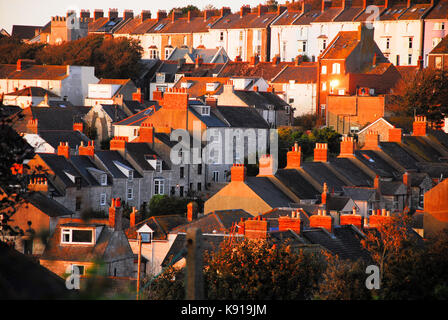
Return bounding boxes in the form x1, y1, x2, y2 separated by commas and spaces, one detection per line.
314, 142, 329, 162
286, 142, 302, 169
231, 164, 246, 182
78, 141, 94, 156
187, 202, 198, 222
138, 122, 154, 143
309, 210, 334, 233
94, 9, 104, 21
109, 198, 122, 230
257, 154, 275, 177
110, 136, 128, 151
130, 207, 140, 228
413, 116, 427, 136
109, 8, 118, 19
26, 118, 38, 134
362, 131, 381, 151
340, 206, 363, 229
244, 216, 269, 240
73, 122, 83, 132
338, 136, 355, 158
278, 210, 302, 234
132, 88, 143, 103
57, 142, 69, 158
388, 127, 402, 143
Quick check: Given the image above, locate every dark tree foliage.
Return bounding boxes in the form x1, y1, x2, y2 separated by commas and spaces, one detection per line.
168, 5, 201, 17
393, 68, 448, 128
0, 35, 143, 80
148, 195, 190, 218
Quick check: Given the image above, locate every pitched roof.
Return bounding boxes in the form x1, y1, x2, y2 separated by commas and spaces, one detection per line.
147, 14, 221, 34
218, 61, 293, 80
38, 153, 89, 188
4, 86, 59, 98
232, 90, 288, 110
402, 136, 447, 162
11, 25, 42, 40
69, 155, 106, 187
211, 11, 279, 30
101, 104, 129, 122
342, 186, 377, 201
94, 150, 142, 179
124, 142, 169, 172
97, 78, 131, 85
378, 142, 421, 170
246, 176, 296, 208
0, 64, 69, 80
22, 191, 75, 217
425, 0, 448, 19
301, 162, 349, 193
172, 77, 229, 98
125, 214, 188, 240
320, 31, 360, 59
168, 47, 229, 64
329, 158, 373, 187
398, 4, 432, 20
355, 150, 400, 178
214, 106, 270, 128
271, 63, 318, 83
172, 209, 252, 233
430, 35, 448, 54
274, 169, 320, 200
38, 130, 90, 150
293, 10, 322, 25
272, 10, 302, 25
113, 105, 155, 126
261, 207, 311, 228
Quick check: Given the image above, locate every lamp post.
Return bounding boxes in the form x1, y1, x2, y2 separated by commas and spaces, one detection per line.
136, 233, 142, 300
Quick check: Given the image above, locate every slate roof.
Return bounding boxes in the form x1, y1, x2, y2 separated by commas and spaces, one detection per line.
379, 142, 421, 170
301, 162, 349, 193
301, 228, 356, 260
342, 186, 377, 201
0, 64, 69, 80
425, 0, 448, 19
232, 90, 288, 110
211, 11, 279, 30
379, 180, 407, 196
218, 61, 294, 80
274, 169, 320, 200
113, 106, 155, 126
261, 207, 310, 228
314, 7, 344, 22
124, 142, 169, 171
334, 6, 365, 22
11, 25, 42, 40
415, 162, 448, 179
171, 209, 252, 234
38, 153, 89, 188
38, 130, 90, 150
428, 129, 448, 150
214, 106, 270, 128
188, 106, 228, 128
246, 176, 296, 208
173, 77, 229, 97
402, 136, 447, 162
321, 31, 359, 59
0, 242, 72, 299
355, 150, 400, 178
167, 48, 229, 64
4, 86, 59, 97
22, 191, 75, 217
329, 158, 373, 187
101, 104, 129, 122
125, 215, 188, 240
147, 14, 222, 34
398, 4, 432, 20
69, 155, 106, 186
271, 10, 302, 25
292, 10, 322, 25
95, 150, 142, 179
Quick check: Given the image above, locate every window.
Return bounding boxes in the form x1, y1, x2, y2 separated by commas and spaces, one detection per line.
75, 197, 82, 211
332, 63, 341, 74
239, 31, 244, 41
434, 22, 445, 30
140, 232, 152, 243
127, 187, 133, 200
408, 54, 412, 65
100, 174, 107, 186
288, 98, 294, 104
213, 171, 219, 182
219, 31, 224, 41
200, 106, 210, 116
179, 186, 184, 197
386, 38, 390, 50
322, 82, 327, 91
384, 23, 389, 33
165, 47, 173, 59
180, 167, 185, 179
198, 164, 202, 175
100, 193, 106, 206
156, 160, 162, 173
408, 37, 413, 49
322, 39, 327, 50
61, 228, 94, 244
128, 170, 133, 181
396, 55, 400, 66
149, 49, 158, 59
154, 179, 164, 195
170, 186, 175, 196
197, 182, 202, 191
321, 65, 327, 74
189, 183, 193, 191
302, 41, 306, 53
435, 56, 442, 69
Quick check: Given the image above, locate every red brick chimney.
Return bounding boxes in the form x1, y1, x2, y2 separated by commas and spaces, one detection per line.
205, 96, 217, 108
272, 55, 280, 65
314, 142, 328, 162
162, 88, 189, 110
80, 9, 90, 18
237, 218, 245, 235
338, 136, 355, 158
138, 122, 154, 143
153, 89, 164, 105
130, 207, 140, 228
250, 55, 260, 66
286, 142, 302, 169
109, 8, 118, 19
309, 209, 334, 233
57, 142, 69, 158
220, 7, 231, 17
257, 154, 275, 177
374, 175, 380, 191
195, 55, 203, 68
363, 131, 381, 151
413, 116, 427, 136
277, 5, 287, 15
78, 141, 94, 156
321, 182, 329, 205
368, 209, 391, 229
73, 122, 83, 132
110, 136, 128, 151
94, 9, 104, 21
157, 10, 167, 21
244, 216, 268, 240
26, 118, 38, 134
240, 5, 251, 17
321, 0, 332, 12
123, 10, 134, 20
231, 164, 246, 182
278, 210, 302, 234
132, 88, 143, 103
257, 4, 268, 16
187, 202, 198, 222
403, 171, 411, 189
141, 10, 151, 22
28, 177, 48, 193
109, 198, 122, 230
340, 206, 364, 230
204, 10, 213, 21
388, 127, 402, 143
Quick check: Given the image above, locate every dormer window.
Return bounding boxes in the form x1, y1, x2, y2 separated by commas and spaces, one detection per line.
156, 72, 166, 83
200, 106, 210, 116
61, 228, 94, 245
206, 82, 219, 92
156, 160, 162, 173
100, 174, 107, 186
128, 170, 134, 181
137, 224, 154, 243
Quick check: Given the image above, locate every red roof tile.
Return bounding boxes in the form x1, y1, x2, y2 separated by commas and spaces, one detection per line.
271, 63, 318, 83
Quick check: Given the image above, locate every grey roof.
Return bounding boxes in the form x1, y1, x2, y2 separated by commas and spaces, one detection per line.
30, 106, 90, 131
379, 142, 420, 170
301, 162, 349, 193
122, 100, 153, 114
154, 132, 177, 148
47, 100, 74, 108
168, 47, 229, 64
69, 155, 106, 187
188, 106, 227, 128
124, 142, 169, 171
342, 186, 377, 201
22, 191, 75, 217
214, 106, 270, 128
403, 136, 446, 162
95, 150, 142, 179
274, 169, 320, 200
329, 158, 373, 187
415, 162, 448, 179
428, 129, 448, 150
113, 105, 155, 126
38, 130, 90, 150
38, 153, 88, 188
379, 181, 407, 196
246, 176, 295, 209
233, 90, 288, 110
355, 150, 400, 178
101, 104, 129, 122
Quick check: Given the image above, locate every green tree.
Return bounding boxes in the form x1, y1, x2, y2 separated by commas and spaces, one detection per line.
148, 195, 190, 218
393, 68, 448, 128
0, 37, 44, 64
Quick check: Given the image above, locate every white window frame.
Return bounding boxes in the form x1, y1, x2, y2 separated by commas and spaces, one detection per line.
100, 193, 106, 206
61, 228, 94, 245
127, 187, 133, 200
154, 179, 165, 195
100, 174, 107, 186
332, 63, 341, 74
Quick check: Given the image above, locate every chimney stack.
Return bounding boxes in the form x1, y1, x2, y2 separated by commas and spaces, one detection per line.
205, 96, 217, 108
388, 127, 402, 143
321, 0, 332, 12
340, 206, 363, 229
244, 216, 269, 240
132, 88, 143, 103
250, 55, 260, 66
130, 207, 140, 228
278, 210, 302, 234
138, 122, 154, 144
109, 198, 122, 230
73, 122, 83, 132
231, 164, 246, 182
110, 136, 128, 151
368, 209, 392, 229
286, 142, 302, 169
403, 171, 411, 189
338, 136, 355, 158
362, 131, 381, 151
94, 9, 104, 21
26, 118, 38, 134
413, 116, 427, 136
314, 142, 328, 162
220, 7, 231, 17
123, 9, 134, 20
141, 10, 151, 22
309, 210, 334, 233
80, 9, 90, 18
257, 154, 275, 177
57, 142, 70, 158
109, 8, 118, 19
157, 10, 167, 21
258, 4, 268, 16
187, 202, 198, 222
195, 55, 203, 68
28, 177, 48, 193
240, 5, 251, 17
78, 141, 94, 156
295, 55, 303, 66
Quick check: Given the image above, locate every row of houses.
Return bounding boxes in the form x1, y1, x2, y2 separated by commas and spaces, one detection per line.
11, 0, 448, 68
